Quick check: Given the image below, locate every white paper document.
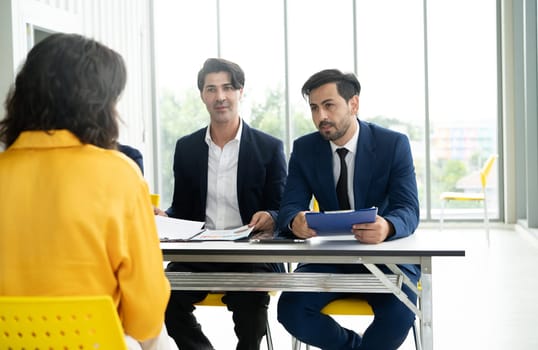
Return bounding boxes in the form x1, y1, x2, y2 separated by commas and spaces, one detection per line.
191, 225, 253, 241
155, 216, 253, 241
155, 215, 205, 241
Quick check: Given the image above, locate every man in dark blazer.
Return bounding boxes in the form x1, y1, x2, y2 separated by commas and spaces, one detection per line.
276, 69, 420, 350
161, 58, 286, 350
118, 143, 144, 174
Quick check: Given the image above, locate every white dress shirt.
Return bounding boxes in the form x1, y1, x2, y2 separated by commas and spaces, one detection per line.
204, 121, 244, 230
330, 120, 360, 210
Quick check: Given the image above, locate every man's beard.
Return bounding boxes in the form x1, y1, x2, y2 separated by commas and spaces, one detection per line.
319, 120, 346, 141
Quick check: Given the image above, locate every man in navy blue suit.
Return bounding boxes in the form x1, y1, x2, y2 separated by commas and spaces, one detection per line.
118, 143, 144, 174
161, 58, 286, 350
276, 69, 420, 350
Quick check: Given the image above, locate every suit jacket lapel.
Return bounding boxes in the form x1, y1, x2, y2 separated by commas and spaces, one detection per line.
237, 122, 251, 217
313, 137, 339, 211
198, 128, 209, 212
353, 121, 375, 208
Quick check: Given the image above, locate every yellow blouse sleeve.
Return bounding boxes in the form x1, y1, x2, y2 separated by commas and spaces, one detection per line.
114, 178, 171, 341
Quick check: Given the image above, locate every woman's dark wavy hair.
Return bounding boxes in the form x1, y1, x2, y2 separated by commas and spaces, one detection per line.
301, 69, 361, 102
197, 58, 245, 92
0, 33, 127, 149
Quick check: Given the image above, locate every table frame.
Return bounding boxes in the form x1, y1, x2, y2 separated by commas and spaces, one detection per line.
161, 234, 464, 350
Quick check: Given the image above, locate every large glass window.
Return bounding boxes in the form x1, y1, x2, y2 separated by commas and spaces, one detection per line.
286, 0, 355, 144
153, 0, 500, 222
153, 0, 218, 204
427, 0, 499, 220
219, 0, 287, 141
354, 0, 427, 217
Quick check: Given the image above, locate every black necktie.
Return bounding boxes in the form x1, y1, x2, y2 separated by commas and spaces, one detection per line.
336, 148, 350, 210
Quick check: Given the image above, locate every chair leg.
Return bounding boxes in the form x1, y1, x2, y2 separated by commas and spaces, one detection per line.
483, 197, 490, 246
265, 318, 273, 350
291, 336, 301, 350
413, 319, 422, 350
439, 199, 446, 231
291, 336, 310, 350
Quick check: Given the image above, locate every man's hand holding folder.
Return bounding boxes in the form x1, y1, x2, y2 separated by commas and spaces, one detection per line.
305, 207, 378, 235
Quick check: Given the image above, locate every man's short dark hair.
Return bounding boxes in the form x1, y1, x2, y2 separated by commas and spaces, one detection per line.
197, 58, 245, 92
0, 33, 126, 149
301, 69, 361, 102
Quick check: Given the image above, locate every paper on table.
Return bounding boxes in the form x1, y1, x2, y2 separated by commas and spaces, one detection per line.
305, 207, 378, 235
155, 215, 205, 241
192, 225, 253, 241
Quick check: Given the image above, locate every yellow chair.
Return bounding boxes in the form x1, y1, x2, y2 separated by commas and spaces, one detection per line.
292, 296, 422, 350
0, 295, 127, 349
312, 196, 320, 212
321, 297, 374, 315
292, 199, 421, 350
439, 154, 498, 243
150, 193, 161, 207
195, 292, 274, 350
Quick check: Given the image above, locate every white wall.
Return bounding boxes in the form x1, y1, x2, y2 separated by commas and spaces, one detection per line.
0, 1, 15, 124
0, 0, 156, 189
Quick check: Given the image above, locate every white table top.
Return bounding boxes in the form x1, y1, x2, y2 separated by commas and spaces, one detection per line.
161, 230, 465, 264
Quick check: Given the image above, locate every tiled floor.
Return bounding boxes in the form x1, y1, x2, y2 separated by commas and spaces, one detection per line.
167, 225, 538, 349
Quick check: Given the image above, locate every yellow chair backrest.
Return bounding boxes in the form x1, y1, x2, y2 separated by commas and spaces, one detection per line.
312, 197, 320, 212
479, 154, 498, 190
150, 193, 161, 207
0, 295, 127, 349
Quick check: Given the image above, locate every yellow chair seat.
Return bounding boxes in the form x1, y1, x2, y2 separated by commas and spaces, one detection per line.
195, 292, 227, 306
321, 297, 373, 316
194, 291, 278, 307
440, 191, 485, 201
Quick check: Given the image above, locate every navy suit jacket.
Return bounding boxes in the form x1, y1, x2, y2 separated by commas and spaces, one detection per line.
277, 120, 420, 276
166, 121, 287, 231
118, 144, 144, 174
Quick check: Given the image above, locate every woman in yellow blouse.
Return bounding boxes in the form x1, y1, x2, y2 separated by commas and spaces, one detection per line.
0, 33, 170, 350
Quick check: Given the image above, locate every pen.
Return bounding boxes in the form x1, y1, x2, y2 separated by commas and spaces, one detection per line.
160, 238, 203, 243
233, 226, 251, 233
249, 239, 306, 243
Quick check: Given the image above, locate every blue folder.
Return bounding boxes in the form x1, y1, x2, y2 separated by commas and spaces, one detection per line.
305, 207, 378, 235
